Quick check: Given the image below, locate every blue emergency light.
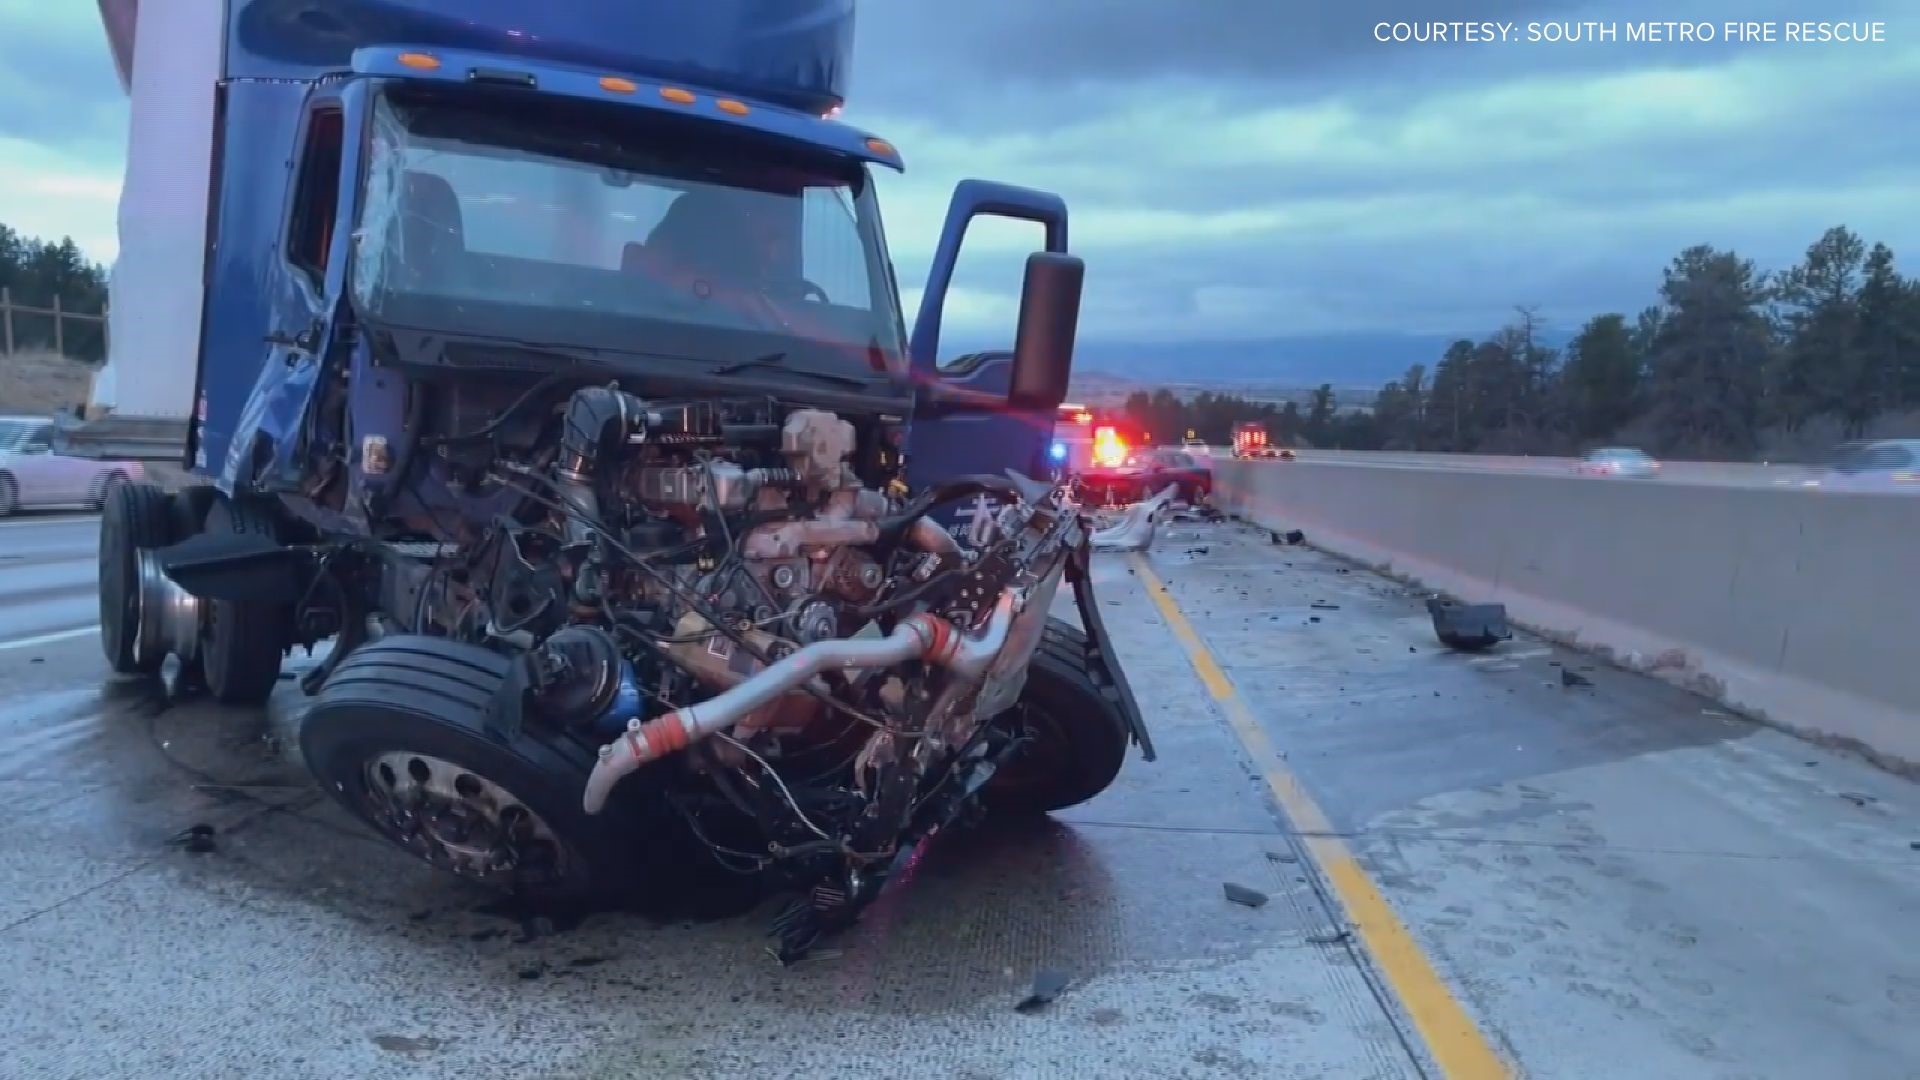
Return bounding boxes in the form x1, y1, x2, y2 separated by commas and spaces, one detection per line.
1050, 441, 1067, 460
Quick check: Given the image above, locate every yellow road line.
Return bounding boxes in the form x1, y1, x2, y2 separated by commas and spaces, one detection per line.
1131, 553, 1512, 1080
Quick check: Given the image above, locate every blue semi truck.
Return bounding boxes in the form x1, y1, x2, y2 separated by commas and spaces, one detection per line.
79, 0, 1151, 959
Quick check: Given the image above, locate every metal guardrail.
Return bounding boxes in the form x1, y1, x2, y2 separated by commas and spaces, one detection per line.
49, 412, 188, 462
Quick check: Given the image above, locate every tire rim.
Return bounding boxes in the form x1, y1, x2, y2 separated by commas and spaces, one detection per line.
360, 751, 573, 886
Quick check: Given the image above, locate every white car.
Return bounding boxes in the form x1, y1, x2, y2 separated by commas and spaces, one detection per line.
1575, 447, 1660, 478
0, 415, 144, 516
1817, 439, 1920, 493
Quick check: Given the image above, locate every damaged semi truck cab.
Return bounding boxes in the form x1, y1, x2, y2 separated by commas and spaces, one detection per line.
96, 0, 1150, 960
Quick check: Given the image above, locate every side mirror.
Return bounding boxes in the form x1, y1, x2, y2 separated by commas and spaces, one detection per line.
1007, 252, 1083, 412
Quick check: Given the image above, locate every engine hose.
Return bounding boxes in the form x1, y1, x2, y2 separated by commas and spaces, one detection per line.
581, 591, 1019, 814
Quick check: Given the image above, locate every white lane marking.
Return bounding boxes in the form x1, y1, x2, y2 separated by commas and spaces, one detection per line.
0, 626, 98, 652
0, 515, 100, 530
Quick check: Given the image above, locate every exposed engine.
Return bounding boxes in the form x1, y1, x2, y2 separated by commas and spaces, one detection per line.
410, 385, 1084, 957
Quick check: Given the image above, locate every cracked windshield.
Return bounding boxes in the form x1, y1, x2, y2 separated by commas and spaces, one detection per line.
0, 2, 1913, 1078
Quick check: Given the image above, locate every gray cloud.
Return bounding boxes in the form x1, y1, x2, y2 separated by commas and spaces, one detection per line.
0, 9, 125, 155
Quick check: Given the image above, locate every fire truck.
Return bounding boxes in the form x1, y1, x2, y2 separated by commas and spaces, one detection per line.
1048, 402, 1132, 478
1232, 421, 1294, 460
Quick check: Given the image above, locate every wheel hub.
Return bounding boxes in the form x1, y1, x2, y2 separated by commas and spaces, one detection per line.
363, 752, 568, 885
134, 547, 201, 663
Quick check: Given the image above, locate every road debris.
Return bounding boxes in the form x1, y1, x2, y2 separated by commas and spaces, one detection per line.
170, 823, 217, 854
1265, 850, 1299, 864
1306, 929, 1353, 946
1223, 882, 1269, 908
1015, 968, 1073, 1013
1426, 596, 1512, 652
1560, 669, 1593, 689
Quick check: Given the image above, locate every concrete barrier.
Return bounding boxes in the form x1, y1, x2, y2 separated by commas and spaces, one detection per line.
1214, 459, 1920, 770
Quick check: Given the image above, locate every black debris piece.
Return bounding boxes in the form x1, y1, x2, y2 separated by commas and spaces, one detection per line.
1308, 616, 1321, 624
170, 823, 217, 854
1307, 929, 1353, 945
1186, 546, 1211, 555
1839, 792, 1875, 807
1310, 602, 1339, 611
1560, 668, 1593, 688
407, 909, 433, 922
1909, 841, 1919, 850
1223, 882, 1269, 908
1265, 851, 1299, 864
1284, 530, 1305, 545
1015, 968, 1073, 1013
1426, 596, 1512, 652
517, 968, 544, 981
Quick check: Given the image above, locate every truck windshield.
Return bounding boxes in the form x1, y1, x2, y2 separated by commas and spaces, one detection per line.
351, 91, 907, 384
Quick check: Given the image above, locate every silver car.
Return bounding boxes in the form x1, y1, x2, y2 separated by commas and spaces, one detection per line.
1818, 439, 1920, 493
1576, 447, 1661, 478
0, 415, 144, 516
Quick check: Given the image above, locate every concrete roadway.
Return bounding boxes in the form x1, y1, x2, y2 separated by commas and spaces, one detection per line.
0, 514, 1915, 1078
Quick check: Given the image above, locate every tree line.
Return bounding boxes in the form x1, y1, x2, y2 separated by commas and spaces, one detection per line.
1124, 226, 1920, 461
0, 222, 110, 363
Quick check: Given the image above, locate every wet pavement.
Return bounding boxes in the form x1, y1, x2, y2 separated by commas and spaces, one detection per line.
0, 513, 1916, 1078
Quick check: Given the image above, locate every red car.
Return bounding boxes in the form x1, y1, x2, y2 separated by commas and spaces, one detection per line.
1076, 447, 1213, 506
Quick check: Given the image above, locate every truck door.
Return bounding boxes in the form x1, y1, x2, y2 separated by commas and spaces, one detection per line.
220, 83, 365, 494
904, 181, 1071, 531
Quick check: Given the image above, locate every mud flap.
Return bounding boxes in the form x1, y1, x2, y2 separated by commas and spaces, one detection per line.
1066, 541, 1156, 761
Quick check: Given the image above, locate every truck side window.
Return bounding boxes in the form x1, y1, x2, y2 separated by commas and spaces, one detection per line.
286, 107, 345, 285
935, 215, 1045, 372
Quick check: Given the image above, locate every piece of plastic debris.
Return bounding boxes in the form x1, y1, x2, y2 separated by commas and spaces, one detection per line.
1310, 602, 1339, 610
1427, 596, 1512, 652
1015, 968, 1072, 1013
1223, 882, 1269, 908
1265, 851, 1299, 864
1284, 530, 1305, 544
1839, 792, 1875, 807
1306, 929, 1353, 945
1560, 669, 1593, 688
171, 823, 216, 854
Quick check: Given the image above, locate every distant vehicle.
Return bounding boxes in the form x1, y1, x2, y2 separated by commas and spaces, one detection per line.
1232, 421, 1294, 460
0, 415, 142, 516
1817, 439, 1920, 492
1077, 446, 1212, 506
1576, 447, 1660, 478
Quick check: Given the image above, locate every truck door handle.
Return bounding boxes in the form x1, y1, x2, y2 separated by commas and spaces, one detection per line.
265, 323, 321, 354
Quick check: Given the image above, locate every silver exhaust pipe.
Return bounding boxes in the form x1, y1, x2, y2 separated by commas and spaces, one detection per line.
583, 592, 1019, 813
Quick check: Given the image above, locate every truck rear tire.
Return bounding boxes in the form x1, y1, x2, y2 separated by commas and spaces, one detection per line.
98, 481, 174, 674
196, 498, 288, 705
983, 618, 1130, 817
299, 635, 671, 911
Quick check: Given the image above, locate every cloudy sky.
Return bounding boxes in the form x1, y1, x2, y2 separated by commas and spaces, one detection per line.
2, 1, 1915, 351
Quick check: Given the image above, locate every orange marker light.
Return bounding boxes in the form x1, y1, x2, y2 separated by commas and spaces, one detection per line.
716, 98, 750, 115
599, 76, 637, 93
660, 86, 696, 104
397, 52, 440, 70
864, 137, 895, 156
